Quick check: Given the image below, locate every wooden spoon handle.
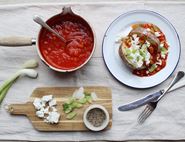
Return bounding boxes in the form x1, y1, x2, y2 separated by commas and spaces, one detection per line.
8, 103, 30, 115
0, 36, 36, 46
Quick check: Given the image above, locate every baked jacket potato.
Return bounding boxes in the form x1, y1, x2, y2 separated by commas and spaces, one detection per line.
119, 25, 160, 70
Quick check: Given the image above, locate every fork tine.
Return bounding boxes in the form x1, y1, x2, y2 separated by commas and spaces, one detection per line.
138, 106, 150, 123
138, 109, 153, 124
138, 104, 156, 124
138, 105, 150, 120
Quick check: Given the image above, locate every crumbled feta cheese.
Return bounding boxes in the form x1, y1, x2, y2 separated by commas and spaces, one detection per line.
49, 99, 57, 107
43, 106, 49, 114
115, 31, 129, 43
33, 95, 60, 124
91, 92, 98, 101
36, 110, 45, 118
46, 112, 60, 124
44, 119, 49, 123
145, 40, 151, 47
33, 98, 44, 110
129, 52, 144, 68
156, 60, 162, 65
41, 101, 46, 107
51, 107, 57, 112
125, 37, 151, 68
155, 32, 161, 37
35, 106, 49, 118
72, 87, 85, 99
161, 53, 166, 59
132, 34, 138, 40
157, 56, 159, 60
131, 34, 140, 47
42, 95, 53, 102
146, 28, 151, 32
143, 30, 148, 35
115, 35, 124, 43
160, 43, 164, 48
145, 52, 151, 65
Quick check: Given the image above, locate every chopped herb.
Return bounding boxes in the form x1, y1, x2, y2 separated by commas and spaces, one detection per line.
127, 56, 133, 60
63, 87, 97, 119
160, 47, 168, 54
66, 97, 75, 105
85, 95, 92, 103
139, 50, 145, 57
66, 112, 77, 120
71, 102, 83, 108
124, 48, 131, 55
84, 92, 91, 96
78, 97, 87, 104
63, 103, 73, 114
149, 64, 157, 72
132, 49, 137, 54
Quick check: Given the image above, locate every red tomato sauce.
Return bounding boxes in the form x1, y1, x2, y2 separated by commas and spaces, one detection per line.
132, 23, 169, 77
39, 20, 94, 70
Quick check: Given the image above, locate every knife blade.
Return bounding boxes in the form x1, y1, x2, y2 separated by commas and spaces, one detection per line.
118, 90, 163, 111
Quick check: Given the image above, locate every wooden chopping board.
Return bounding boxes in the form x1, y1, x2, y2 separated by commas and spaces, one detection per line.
8, 86, 112, 131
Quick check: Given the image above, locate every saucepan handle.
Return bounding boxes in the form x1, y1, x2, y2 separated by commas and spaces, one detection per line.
61, 6, 75, 15
0, 36, 36, 46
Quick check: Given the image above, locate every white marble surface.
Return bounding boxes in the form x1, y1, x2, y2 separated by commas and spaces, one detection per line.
0, 1, 185, 141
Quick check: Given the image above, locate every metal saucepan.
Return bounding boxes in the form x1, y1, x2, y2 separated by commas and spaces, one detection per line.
0, 7, 96, 72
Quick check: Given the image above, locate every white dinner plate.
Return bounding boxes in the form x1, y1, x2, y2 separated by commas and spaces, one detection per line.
102, 10, 181, 88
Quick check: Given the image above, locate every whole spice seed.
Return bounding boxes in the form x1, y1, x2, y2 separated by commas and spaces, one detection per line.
86, 108, 106, 127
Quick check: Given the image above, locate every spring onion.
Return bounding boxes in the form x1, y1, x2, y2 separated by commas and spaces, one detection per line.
149, 64, 157, 72
22, 59, 38, 69
63, 87, 98, 119
85, 95, 92, 103
0, 82, 13, 104
0, 60, 38, 105
78, 97, 87, 104
66, 112, 77, 120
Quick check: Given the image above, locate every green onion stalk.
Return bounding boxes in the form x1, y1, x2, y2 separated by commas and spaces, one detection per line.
0, 82, 13, 104
0, 59, 38, 105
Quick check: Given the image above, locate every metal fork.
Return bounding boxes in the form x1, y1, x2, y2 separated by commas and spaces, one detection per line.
138, 71, 185, 124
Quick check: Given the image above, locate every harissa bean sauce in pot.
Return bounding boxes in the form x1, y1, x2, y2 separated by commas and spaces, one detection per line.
39, 18, 94, 70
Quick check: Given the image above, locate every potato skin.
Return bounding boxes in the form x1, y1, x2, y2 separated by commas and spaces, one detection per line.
119, 44, 134, 69
119, 38, 146, 70
129, 27, 160, 47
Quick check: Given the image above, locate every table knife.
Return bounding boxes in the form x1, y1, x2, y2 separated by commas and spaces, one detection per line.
118, 77, 185, 111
